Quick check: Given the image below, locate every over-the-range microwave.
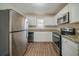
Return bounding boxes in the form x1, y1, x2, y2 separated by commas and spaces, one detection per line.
57, 12, 69, 24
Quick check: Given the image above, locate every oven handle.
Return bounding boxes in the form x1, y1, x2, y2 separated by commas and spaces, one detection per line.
53, 35, 60, 38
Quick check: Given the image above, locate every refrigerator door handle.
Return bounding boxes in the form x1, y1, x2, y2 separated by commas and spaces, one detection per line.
10, 30, 26, 33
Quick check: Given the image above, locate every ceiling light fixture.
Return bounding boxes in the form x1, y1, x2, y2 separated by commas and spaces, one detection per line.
34, 3, 45, 6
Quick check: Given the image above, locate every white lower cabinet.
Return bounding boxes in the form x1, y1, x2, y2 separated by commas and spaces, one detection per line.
62, 37, 79, 56
34, 32, 52, 42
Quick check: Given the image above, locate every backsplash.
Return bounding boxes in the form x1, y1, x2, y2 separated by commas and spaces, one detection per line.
57, 23, 79, 33
76, 30, 79, 33
28, 23, 79, 33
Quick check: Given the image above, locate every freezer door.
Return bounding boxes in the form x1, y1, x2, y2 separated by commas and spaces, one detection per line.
12, 31, 27, 56
9, 10, 27, 32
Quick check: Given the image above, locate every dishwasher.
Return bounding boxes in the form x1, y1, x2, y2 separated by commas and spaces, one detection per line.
28, 32, 34, 43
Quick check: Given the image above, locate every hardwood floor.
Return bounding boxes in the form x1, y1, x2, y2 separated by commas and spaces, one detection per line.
24, 42, 59, 56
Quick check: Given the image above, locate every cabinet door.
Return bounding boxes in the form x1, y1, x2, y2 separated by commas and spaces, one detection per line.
62, 43, 78, 56
62, 37, 78, 56
69, 4, 79, 23
34, 32, 52, 42
62, 42, 71, 56
62, 37, 70, 56
62, 39, 68, 56
61, 4, 69, 15
44, 16, 57, 26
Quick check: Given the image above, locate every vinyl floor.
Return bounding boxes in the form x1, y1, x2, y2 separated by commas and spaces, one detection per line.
24, 42, 59, 56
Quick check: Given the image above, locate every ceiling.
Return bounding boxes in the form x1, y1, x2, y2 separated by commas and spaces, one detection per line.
10, 3, 67, 16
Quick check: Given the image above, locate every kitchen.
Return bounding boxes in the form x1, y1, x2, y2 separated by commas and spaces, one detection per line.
0, 3, 79, 56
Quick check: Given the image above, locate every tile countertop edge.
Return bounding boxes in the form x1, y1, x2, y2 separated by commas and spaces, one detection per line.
28, 29, 59, 32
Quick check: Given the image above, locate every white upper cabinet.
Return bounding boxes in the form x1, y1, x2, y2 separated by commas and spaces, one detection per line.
28, 15, 57, 26
54, 16, 58, 25
44, 16, 57, 26
69, 4, 79, 23
55, 4, 79, 24
59, 4, 69, 16
27, 15, 37, 26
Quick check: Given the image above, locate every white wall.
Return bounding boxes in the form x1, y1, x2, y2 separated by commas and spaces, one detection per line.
34, 32, 52, 42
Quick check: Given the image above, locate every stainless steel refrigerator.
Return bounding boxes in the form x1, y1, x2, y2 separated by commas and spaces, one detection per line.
9, 10, 28, 56
0, 9, 28, 56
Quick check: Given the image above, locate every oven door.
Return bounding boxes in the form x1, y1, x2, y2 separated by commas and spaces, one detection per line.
52, 32, 62, 56
53, 33, 60, 48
